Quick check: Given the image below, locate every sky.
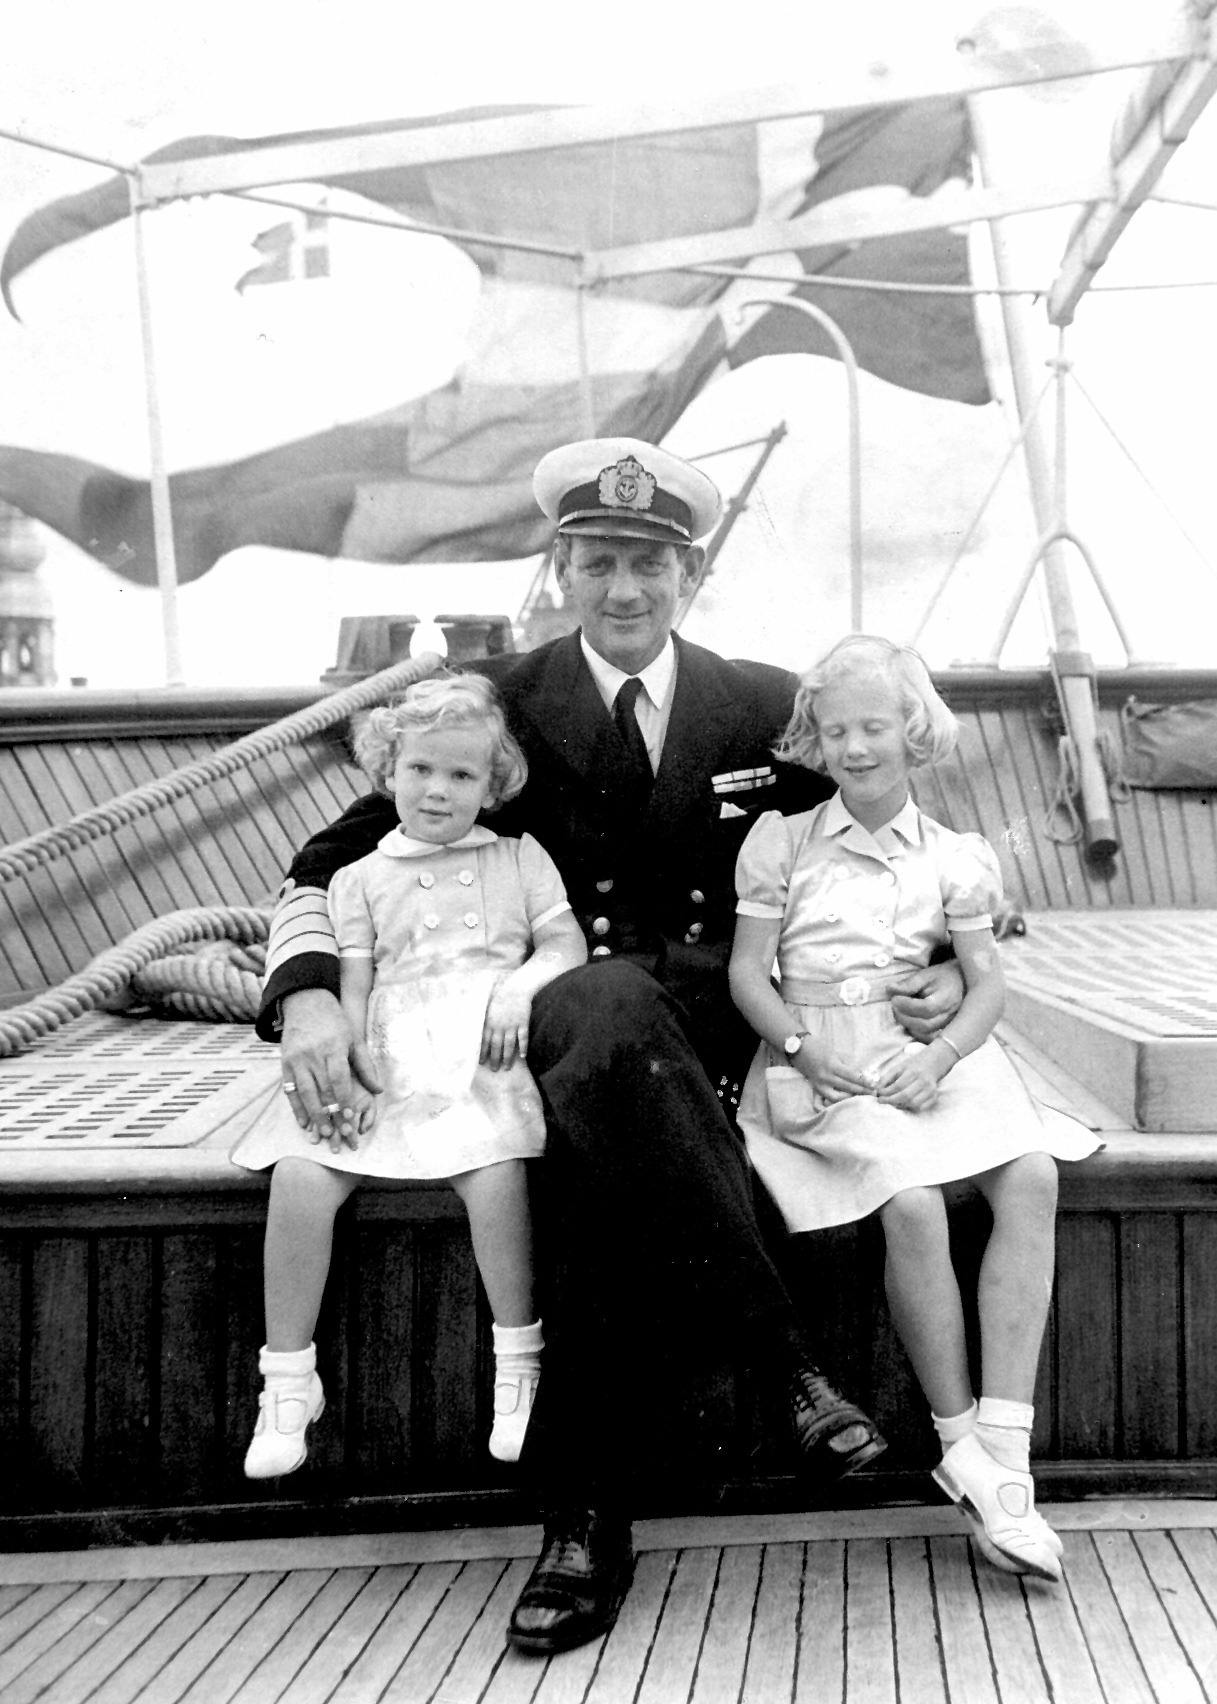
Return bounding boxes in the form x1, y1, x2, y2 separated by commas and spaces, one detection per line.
3, 0, 1216, 688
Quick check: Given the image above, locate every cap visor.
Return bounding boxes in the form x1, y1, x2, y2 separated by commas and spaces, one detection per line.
557, 512, 690, 544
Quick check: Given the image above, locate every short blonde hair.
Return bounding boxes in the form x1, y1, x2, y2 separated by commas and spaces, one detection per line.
352, 671, 527, 805
776, 635, 959, 771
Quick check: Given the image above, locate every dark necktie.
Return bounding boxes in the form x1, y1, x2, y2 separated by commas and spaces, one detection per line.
612, 676, 653, 797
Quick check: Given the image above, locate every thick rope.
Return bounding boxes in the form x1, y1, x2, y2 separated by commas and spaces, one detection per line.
0, 651, 442, 885
0, 906, 268, 1057
130, 941, 267, 1021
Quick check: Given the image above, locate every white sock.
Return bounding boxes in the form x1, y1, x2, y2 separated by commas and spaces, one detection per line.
259, 1343, 316, 1380
976, 1396, 1033, 1472
493, 1320, 543, 1380
931, 1401, 978, 1451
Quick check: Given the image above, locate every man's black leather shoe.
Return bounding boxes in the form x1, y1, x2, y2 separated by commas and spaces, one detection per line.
790, 1364, 887, 1479
506, 1509, 634, 1655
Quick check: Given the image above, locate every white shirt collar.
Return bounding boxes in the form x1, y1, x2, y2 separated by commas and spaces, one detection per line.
377, 824, 498, 859
823, 790, 923, 854
580, 633, 676, 713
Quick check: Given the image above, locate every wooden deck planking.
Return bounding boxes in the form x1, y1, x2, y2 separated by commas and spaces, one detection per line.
1, 1514, 1216, 1703
87, 1576, 247, 1704
739, 1542, 800, 1703
4, 1578, 161, 1704
436, 1559, 535, 1704
792, 1538, 844, 1704
223, 1569, 379, 1704
1174, 1527, 1217, 1618
0, 1579, 128, 1693
170, 1569, 334, 1704
1055, 1536, 1158, 1704
969, 1568, 1047, 1704
582, 1549, 675, 1704
1092, 1530, 1209, 1704
636, 1546, 720, 1704
272, 1565, 430, 1704
0, 1580, 80, 1657
123, 1571, 285, 1704
45, 1576, 206, 1704
1020, 1559, 1108, 1704
924, 1536, 999, 1704
843, 1536, 897, 1702
888, 1539, 949, 1704
1134, 1531, 1217, 1688
687, 1542, 762, 1704
343, 1559, 510, 1704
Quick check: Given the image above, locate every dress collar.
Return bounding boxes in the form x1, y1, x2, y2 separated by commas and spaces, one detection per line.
377, 824, 498, 860
579, 632, 676, 713
823, 791, 923, 856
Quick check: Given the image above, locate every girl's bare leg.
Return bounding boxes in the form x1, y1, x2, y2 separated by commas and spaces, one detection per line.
930, 1152, 1064, 1582
264, 1158, 362, 1350
451, 1159, 535, 1325
879, 1185, 973, 1419
972, 1152, 1059, 1402
451, 1160, 540, 1462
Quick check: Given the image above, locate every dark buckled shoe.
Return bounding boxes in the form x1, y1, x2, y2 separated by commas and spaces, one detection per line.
506, 1509, 634, 1655
790, 1365, 887, 1479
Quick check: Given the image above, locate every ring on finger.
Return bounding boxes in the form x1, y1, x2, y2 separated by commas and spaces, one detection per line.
283, 1082, 299, 1095
323, 1102, 341, 1115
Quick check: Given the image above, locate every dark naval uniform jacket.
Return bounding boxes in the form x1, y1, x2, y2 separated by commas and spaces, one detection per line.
259, 631, 830, 1083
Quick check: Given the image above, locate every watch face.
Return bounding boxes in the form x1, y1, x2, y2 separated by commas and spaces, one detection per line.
784, 1034, 802, 1055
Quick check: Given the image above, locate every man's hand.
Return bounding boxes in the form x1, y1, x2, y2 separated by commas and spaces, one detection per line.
482, 979, 532, 1071
280, 988, 383, 1143
889, 961, 965, 1043
873, 1042, 946, 1112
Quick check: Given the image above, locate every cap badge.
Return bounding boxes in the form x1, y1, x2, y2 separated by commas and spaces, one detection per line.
598, 456, 656, 513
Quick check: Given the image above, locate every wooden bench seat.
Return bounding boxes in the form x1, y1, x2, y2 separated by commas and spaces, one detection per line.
1, 1011, 1214, 1548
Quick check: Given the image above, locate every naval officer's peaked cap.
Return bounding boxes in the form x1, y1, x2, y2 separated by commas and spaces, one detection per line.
534, 437, 723, 545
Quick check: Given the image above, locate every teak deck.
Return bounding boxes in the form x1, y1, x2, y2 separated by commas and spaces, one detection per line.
2, 1503, 1216, 1703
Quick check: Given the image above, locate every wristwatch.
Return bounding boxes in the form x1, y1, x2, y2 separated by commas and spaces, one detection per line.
782, 1031, 810, 1056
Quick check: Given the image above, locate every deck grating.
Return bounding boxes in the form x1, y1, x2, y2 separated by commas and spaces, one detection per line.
1003, 911, 1217, 1036
0, 1015, 276, 1148
1, 1504, 1213, 1704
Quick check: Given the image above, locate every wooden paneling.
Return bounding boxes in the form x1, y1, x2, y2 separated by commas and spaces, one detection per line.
2, 1162, 1213, 1543
922, 675, 1217, 912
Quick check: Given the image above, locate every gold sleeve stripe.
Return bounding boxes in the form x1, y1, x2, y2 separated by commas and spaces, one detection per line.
264, 885, 338, 982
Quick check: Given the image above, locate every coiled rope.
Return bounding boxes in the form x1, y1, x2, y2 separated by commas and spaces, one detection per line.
0, 906, 269, 1057
0, 651, 443, 1054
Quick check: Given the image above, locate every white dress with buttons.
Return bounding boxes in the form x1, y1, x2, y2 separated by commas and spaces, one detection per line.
734, 797, 1100, 1233
232, 828, 570, 1180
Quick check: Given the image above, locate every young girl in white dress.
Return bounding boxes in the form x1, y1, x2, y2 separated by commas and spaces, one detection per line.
233, 673, 586, 1478
728, 635, 1099, 1583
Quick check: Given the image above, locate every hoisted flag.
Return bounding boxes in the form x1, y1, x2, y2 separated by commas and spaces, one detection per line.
0, 100, 988, 585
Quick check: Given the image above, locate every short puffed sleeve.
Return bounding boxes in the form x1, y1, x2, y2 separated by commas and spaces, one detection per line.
515, 833, 573, 932
735, 811, 792, 919
941, 833, 1003, 933
327, 861, 376, 957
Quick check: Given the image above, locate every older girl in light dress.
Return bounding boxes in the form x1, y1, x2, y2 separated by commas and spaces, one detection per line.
729, 635, 1099, 1581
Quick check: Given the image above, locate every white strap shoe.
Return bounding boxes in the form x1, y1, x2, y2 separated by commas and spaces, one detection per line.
932, 1433, 1063, 1582
243, 1372, 325, 1479
489, 1371, 538, 1463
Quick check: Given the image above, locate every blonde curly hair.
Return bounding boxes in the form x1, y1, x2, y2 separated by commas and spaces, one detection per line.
775, 635, 959, 772
352, 671, 527, 806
